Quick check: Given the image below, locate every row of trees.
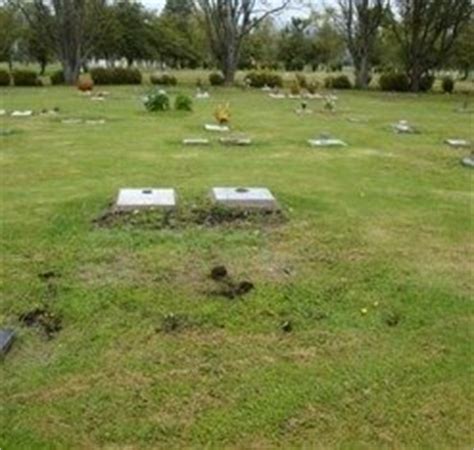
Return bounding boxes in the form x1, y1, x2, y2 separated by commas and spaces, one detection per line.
0, 0, 472, 91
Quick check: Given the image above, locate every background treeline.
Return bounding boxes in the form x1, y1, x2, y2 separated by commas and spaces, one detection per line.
0, 0, 472, 92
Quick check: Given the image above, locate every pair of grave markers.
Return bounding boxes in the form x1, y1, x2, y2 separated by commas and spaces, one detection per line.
115, 187, 279, 211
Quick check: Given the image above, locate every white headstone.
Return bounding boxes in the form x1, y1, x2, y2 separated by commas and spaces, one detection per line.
445, 139, 471, 148
219, 137, 252, 146
204, 124, 229, 132
11, 110, 33, 117
461, 156, 474, 168
308, 139, 348, 148
116, 188, 176, 211
210, 187, 279, 211
183, 138, 210, 145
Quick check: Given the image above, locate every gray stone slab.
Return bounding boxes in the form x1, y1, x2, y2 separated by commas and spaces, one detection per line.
0, 329, 15, 356
461, 156, 474, 168
116, 188, 176, 211
204, 124, 229, 132
210, 187, 279, 211
445, 139, 471, 148
219, 137, 252, 146
183, 138, 210, 145
11, 110, 33, 117
392, 121, 416, 134
308, 139, 347, 148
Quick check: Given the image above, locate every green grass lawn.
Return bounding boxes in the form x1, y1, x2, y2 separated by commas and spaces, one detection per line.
1, 84, 473, 449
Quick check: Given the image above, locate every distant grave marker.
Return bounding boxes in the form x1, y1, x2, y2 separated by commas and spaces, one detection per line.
219, 136, 252, 146
461, 156, 474, 168
115, 188, 176, 211
204, 124, 229, 132
392, 120, 417, 134
210, 187, 279, 211
308, 133, 347, 147
183, 138, 210, 146
11, 110, 33, 117
445, 139, 471, 149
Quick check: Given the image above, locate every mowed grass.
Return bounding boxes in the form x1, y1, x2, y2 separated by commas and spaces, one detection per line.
0, 84, 473, 449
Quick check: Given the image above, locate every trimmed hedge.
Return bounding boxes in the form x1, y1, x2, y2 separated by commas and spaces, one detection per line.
175, 93, 193, 111
12, 70, 40, 86
90, 67, 142, 85
379, 72, 410, 92
0, 70, 10, 86
244, 71, 283, 88
209, 72, 225, 86
150, 73, 177, 86
144, 89, 170, 112
50, 70, 65, 85
324, 75, 352, 89
442, 76, 455, 94
419, 74, 435, 92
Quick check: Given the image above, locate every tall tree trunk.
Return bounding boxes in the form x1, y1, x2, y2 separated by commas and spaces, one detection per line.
222, 41, 238, 85
354, 55, 370, 89
409, 63, 423, 92
62, 59, 81, 84
39, 59, 47, 76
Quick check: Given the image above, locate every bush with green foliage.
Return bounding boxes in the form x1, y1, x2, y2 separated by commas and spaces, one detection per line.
12, 70, 40, 87
90, 67, 142, 85
295, 73, 307, 89
442, 76, 455, 94
289, 81, 301, 95
306, 80, 320, 94
244, 71, 283, 88
150, 73, 177, 86
50, 70, 65, 85
174, 93, 193, 111
324, 75, 352, 89
209, 72, 225, 86
379, 72, 410, 92
0, 70, 10, 86
144, 89, 170, 112
419, 74, 435, 92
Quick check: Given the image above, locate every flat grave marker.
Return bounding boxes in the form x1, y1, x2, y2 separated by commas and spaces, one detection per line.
116, 188, 176, 211
210, 187, 279, 211
183, 138, 210, 146
445, 139, 471, 149
204, 124, 230, 132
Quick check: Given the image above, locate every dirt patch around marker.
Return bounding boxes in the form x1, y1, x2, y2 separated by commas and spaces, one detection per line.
93, 201, 286, 230
19, 307, 62, 338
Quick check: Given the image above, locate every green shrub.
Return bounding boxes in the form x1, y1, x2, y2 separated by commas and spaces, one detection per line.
0, 69, 10, 86
90, 67, 142, 85
150, 73, 177, 86
50, 70, 65, 85
12, 70, 40, 86
209, 72, 225, 86
295, 73, 307, 89
379, 72, 410, 92
306, 80, 320, 94
419, 74, 435, 92
442, 76, 455, 94
244, 71, 283, 88
174, 93, 193, 111
289, 81, 301, 95
144, 89, 170, 112
324, 75, 352, 89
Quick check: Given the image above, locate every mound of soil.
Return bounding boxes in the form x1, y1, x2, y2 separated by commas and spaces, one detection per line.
19, 307, 62, 338
93, 202, 285, 230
